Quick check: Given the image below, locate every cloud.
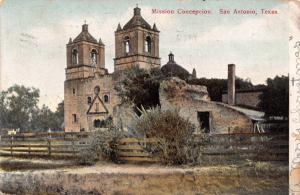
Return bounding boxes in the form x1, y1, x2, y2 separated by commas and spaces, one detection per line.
1, 1, 289, 109
289, 1, 300, 33
179, 8, 287, 47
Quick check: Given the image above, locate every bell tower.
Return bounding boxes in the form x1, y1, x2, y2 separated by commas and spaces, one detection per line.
66, 23, 106, 80
114, 6, 160, 71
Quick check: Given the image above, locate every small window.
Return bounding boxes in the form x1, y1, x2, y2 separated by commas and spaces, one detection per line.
87, 97, 92, 104
72, 114, 77, 123
72, 49, 78, 64
94, 86, 100, 95
73, 88, 76, 94
145, 36, 151, 53
104, 95, 109, 103
94, 119, 101, 128
124, 36, 130, 54
95, 103, 99, 112
90, 49, 97, 65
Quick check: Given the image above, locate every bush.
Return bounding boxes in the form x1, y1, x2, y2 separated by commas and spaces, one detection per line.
77, 127, 126, 165
135, 107, 201, 165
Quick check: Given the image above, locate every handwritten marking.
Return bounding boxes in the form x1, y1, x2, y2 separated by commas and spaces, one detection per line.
290, 40, 300, 193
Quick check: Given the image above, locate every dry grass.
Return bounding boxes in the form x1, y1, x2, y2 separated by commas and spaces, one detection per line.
0, 159, 288, 194
0, 157, 76, 172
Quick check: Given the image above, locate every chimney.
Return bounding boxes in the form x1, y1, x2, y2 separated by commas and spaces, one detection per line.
192, 68, 197, 79
227, 64, 235, 105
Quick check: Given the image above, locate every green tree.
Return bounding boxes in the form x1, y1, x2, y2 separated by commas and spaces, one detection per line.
115, 66, 163, 114
3, 85, 40, 130
258, 75, 289, 119
0, 85, 64, 131
188, 77, 254, 101
54, 101, 64, 130
31, 101, 64, 131
0, 92, 8, 128
33, 105, 56, 131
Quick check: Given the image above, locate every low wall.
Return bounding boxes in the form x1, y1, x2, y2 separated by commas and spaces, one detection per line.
161, 97, 253, 133
0, 164, 288, 195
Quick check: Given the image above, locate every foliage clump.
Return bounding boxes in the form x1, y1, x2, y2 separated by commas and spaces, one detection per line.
135, 107, 202, 165
115, 66, 163, 114
188, 77, 255, 101
77, 127, 126, 165
0, 84, 64, 131
258, 75, 288, 119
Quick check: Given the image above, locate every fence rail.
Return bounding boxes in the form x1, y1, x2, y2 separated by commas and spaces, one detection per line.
0, 132, 288, 163
116, 133, 288, 163
0, 132, 89, 158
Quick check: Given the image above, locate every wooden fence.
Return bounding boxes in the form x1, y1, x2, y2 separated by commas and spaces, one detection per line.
198, 132, 288, 163
0, 132, 288, 163
0, 132, 89, 158
116, 133, 288, 163
117, 138, 158, 162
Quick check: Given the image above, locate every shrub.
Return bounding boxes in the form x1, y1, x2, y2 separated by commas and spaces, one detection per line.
77, 127, 126, 165
135, 106, 201, 165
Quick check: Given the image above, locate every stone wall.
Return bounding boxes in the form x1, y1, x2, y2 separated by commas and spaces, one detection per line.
64, 74, 118, 132
160, 78, 253, 133
222, 91, 263, 109
64, 72, 136, 132
114, 27, 160, 71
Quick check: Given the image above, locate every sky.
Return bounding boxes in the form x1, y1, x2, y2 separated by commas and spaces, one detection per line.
0, 0, 289, 110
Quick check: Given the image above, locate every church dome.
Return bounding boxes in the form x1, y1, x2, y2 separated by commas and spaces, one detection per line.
123, 7, 152, 30
161, 53, 191, 80
73, 24, 98, 44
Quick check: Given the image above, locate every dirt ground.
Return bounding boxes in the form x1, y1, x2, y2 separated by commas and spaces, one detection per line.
0, 157, 289, 195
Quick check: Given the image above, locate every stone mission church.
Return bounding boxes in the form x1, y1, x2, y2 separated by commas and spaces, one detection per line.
65, 6, 264, 133
64, 7, 161, 132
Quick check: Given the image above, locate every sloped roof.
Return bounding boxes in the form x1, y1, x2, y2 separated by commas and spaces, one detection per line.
73, 24, 98, 44
123, 7, 152, 30
226, 104, 265, 121
161, 53, 191, 80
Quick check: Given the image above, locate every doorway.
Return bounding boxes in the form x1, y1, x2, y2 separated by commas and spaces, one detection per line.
197, 111, 210, 133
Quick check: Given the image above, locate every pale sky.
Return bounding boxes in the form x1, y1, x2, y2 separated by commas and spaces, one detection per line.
0, 0, 289, 110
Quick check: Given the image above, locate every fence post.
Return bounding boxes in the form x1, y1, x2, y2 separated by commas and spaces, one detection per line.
10, 135, 13, 156
47, 134, 51, 157
28, 141, 31, 155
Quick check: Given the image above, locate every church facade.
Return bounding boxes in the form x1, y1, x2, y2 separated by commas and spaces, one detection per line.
64, 7, 160, 132
64, 6, 263, 133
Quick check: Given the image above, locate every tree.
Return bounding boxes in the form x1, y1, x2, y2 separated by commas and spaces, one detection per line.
258, 75, 289, 119
1, 85, 40, 130
115, 66, 163, 114
54, 101, 64, 130
187, 77, 254, 101
0, 85, 64, 131
0, 92, 8, 128
31, 101, 64, 131
32, 105, 56, 131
